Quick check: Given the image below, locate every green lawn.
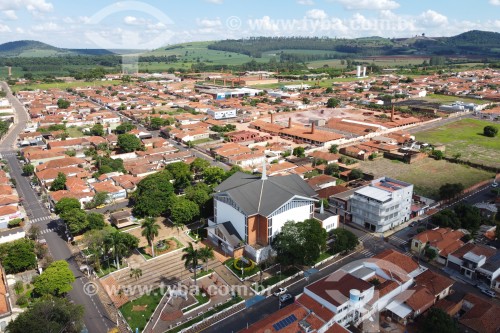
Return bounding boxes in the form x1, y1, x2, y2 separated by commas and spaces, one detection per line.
96, 260, 122, 278
314, 252, 333, 264
10, 80, 123, 92
415, 119, 500, 168
250, 77, 370, 89
66, 127, 85, 138
360, 157, 495, 199
120, 289, 164, 332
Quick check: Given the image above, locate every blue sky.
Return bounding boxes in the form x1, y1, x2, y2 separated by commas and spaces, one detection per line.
0, 0, 499, 49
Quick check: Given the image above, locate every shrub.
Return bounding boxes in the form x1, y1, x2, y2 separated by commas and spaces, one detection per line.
8, 218, 22, 228
16, 294, 28, 307
233, 258, 255, 272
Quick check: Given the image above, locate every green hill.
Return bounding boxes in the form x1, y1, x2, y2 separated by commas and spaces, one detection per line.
0, 40, 118, 57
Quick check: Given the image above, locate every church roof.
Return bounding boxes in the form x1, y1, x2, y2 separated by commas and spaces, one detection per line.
215, 172, 317, 217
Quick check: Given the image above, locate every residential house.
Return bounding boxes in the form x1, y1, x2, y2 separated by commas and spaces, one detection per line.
91, 181, 127, 201
459, 293, 500, 333
446, 243, 500, 288
411, 228, 465, 264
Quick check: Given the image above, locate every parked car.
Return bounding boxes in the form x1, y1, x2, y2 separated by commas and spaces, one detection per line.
189, 264, 203, 273
273, 287, 287, 297
409, 222, 417, 228
480, 289, 496, 298
279, 293, 293, 303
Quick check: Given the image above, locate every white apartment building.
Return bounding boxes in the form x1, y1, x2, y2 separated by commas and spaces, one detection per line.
350, 177, 413, 233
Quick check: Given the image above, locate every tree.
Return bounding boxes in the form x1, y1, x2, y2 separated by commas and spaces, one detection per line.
33, 260, 75, 296
349, 169, 364, 180
114, 122, 135, 134
104, 231, 139, 269
420, 308, 458, 333
7, 295, 84, 333
61, 208, 88, 235
431, 149, 444, 160
199, 246, 215, 272
166, 162, 193, 192
22, 163, 35, 176
439, 183, 464, 200
141, 217, 160, 258
57, 98, 70, 109
292, 146, 305, 158
184, 183, 211, 207
324, 163, 339, 176
190, 158, 210, 176
483, 125, 498, 137
0, 238, 37, 274
149, 117, 168, 130
272, 219, 327, 266
182, 242, 200, 285
170, 197, 200, 225
330, 229, 359, 254
132, 170, 174, 217
27, 225, 41, 241
329, 144, 339, 154
90, 123, 105, 137
324, 87, 333, 94
202, 166, 227, 186
130, 268, 143, 281
50, 172, 66, 191
55, 197, 81, 215
117, 133, 142, 152
425, 247, 438, 261
326, 98, 340, 108
86, 212, 106, 230
85, 191, 109, 209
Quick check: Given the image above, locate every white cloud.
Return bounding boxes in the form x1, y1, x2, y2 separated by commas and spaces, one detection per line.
15, 27, 24, 33
3, 10, 18, 20
306, 9, 328, 20
334, 0, 400, 10
205, 0, 223, 4
197, 18, 222, 28
32, 22, 60, 31
297, 0, 314, 5
0, 24, 11, 33
63, 16, 89, 24
123, 16, 144, 25
0, 0, 53, 12
419, 10, 448, 26
489, 0, 500, 5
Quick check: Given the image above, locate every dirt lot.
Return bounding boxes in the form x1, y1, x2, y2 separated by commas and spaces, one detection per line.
359, 157, 495, 199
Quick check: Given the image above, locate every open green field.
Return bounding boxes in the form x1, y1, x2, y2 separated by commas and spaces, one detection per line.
415, 118, 500, 168
10, 80, 123, 92
120, 290, 164, 332
308, 56, 429, 69
144, 41, 272, 69
423, 94, 490, 105
359, 158, 494, 199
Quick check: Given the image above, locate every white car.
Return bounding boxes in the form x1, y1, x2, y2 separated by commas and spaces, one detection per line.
273, 287, 287, 297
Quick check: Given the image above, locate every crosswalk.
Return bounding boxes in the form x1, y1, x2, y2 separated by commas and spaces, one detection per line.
40, 227, 56, 235
1, 152, 17, 157
360, 249, 375, 257
388, 235, 407, 246
359, 233, 375, 242
29, 216, 52, 223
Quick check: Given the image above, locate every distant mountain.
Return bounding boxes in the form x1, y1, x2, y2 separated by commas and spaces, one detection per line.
0, 40, 116, 57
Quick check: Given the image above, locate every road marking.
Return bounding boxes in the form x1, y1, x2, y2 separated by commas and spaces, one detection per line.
40, 227, 56, 234
389, 236, 407, 246
359, 234, 374, 242
360, 249, 374, 257
30, 216, 52, 223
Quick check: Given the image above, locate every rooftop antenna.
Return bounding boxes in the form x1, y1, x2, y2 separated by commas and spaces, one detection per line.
261, 160, 267, 180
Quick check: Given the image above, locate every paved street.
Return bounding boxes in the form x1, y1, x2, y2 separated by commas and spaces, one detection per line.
0, 82, 115, 333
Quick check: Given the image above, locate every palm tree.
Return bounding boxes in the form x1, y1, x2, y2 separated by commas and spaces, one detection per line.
199, 246, 215, 272
105, 231, 127, 270
141, 217, 160, 257
130, 268, 143, 281
182, 242, 200, 285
